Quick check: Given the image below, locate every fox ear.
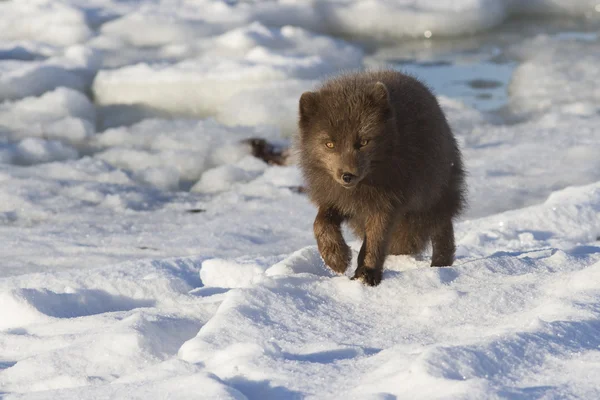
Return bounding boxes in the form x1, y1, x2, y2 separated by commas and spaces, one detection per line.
371, 81, 389, 105
299, 91, 319, 123
370, 81, 391, 118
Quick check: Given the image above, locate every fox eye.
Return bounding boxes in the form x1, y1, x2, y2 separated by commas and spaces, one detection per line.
359, 139, 370, 147
325, 141, 335, 149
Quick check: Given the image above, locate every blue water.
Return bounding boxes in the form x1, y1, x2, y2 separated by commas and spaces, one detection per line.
375, 18, 600, 114
397, 60, 515, 112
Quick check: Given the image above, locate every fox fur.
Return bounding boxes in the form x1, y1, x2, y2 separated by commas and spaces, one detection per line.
296, 70, 466, 286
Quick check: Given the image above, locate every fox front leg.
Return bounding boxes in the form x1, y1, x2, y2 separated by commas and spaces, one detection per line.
314, 207, 351, 274
353, 213, 392, 286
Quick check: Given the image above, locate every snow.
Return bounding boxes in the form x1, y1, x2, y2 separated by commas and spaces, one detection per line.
91, 118, 280, 190
93, 22, 361, 134
0, 88, 95, 145
0, 46, 100, 102
509, 35, 600, 116
461, 107, 600, 217
1, 181, 598, 397
0, 1, 92, 46
1, 0, 600, 398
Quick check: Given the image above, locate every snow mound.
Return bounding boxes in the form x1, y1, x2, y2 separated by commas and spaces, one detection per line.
0, 138, 79, 166
99, 11, 219, 49
0, 87, 96, 147
458, 183, 600, 259
92, 118, 278, 190
0, 46, 100, 101
0, 41, 57, 61
265, 246, 333, 277
0, 255, 237, 395
93, 22, 362, 134
191, 156, 267, 194
1, 172, 600, 398
200, 255, 280, 289
461, 109, 600, 217
509, 35, 600, 116
312, 0, 508, 42
0, 154, 315, 276
180, 248, 600, 397
215, 79, 318, 137
0, 1, 91, 46
4, 371, 247, 399
175, 182, 600, 398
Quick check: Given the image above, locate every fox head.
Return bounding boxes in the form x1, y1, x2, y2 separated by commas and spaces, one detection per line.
298, 81, 393, 189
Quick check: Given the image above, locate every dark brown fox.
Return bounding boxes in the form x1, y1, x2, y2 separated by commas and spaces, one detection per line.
297, 70, 466, 286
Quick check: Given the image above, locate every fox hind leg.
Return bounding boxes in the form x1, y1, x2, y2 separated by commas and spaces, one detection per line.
430, 218, 455, 267
388, 218, 430, 256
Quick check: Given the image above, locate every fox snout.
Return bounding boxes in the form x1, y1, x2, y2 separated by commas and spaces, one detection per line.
336, 167, 362, 188
332, 151, 367, 188
341, 173, 357, 184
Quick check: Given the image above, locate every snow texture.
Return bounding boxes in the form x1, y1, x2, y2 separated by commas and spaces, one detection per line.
1, 0, 600, 398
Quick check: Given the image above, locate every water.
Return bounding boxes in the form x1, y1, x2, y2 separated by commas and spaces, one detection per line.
367, 16, 600, 114
396, 60, 515, 112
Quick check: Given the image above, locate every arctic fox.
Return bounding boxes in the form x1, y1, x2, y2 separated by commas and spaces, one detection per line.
297, 70, 466, 286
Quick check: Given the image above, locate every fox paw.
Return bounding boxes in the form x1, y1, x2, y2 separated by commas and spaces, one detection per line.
352, 266, 382, 286
320, 243, 351, 274
430, 256, 453, 267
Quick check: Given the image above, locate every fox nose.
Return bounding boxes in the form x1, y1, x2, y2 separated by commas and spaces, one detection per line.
341, 173, 356, 184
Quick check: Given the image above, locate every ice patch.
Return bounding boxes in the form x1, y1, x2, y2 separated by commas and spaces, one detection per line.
0, 1, 92, 46
0, 138, 79, 166
215, 79, 317, 136
191, 157, 267, 194
509, 36, 600, 116
92, 23, 362, 134
461, 110, 600, 217
247, 0, 600, 43
92, 118, 276, 190
99, 11, 220, 48
0, 87, 96, 147
0, 46, 100, 101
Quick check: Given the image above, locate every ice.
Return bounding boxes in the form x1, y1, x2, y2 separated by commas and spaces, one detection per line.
0, 46, 100, 101
310, 0, 508, 42
461, 107, 600, 217
215, 79, 317, 136
509, 35, 600, 116
512, 0, 600, 17
0, 138, 79, 166
190, 158, 267, 194
250, 0, 599, 42
0, 88, 95, 147
98, 11, 220, 49
0, 41, 57, 61
0, 1, 91, 46
91, 118, 278, 190
93, 22, 362, 134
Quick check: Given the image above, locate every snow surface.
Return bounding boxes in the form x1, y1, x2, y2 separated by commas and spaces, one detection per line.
1, 0, 600, 398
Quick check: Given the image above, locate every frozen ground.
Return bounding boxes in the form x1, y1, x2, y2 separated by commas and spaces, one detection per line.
1, 0, 600, 399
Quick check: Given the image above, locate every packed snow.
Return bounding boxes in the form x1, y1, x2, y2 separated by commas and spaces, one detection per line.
1, 0, 600, 398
